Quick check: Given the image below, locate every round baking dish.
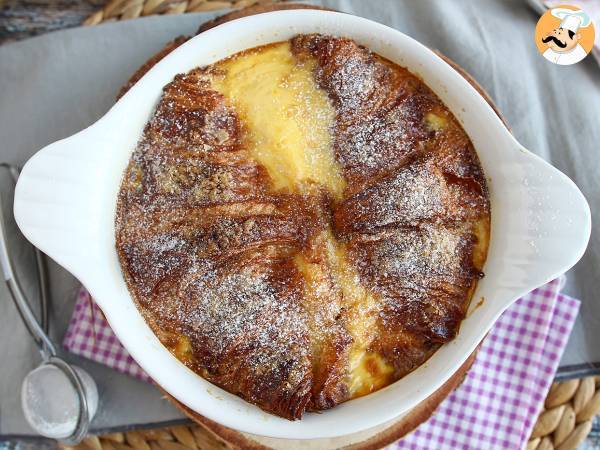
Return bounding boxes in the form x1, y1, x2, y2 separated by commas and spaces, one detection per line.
13, 10, 590, 439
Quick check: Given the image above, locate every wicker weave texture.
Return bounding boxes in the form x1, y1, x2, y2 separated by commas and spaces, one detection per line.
57, 377, 600, 449
83, 0, 283, 25
527, 376, 600, 450
61, 424, 232, 450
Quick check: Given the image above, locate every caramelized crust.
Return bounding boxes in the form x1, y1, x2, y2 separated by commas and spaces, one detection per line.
291, 35, 434, 192
117, 66, 319, 419
116, 34, 490, 420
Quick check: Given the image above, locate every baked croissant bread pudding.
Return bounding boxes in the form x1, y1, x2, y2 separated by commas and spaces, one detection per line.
116, 34, 490, 420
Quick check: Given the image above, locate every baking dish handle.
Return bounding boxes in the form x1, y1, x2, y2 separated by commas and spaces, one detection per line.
484, 142, 591, 304
13, 128, 118, 284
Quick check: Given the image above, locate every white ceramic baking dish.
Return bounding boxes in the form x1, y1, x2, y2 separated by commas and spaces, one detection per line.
13, 10, 591, 439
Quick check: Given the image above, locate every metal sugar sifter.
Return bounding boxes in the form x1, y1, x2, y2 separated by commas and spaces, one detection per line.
0, 163, 98, 444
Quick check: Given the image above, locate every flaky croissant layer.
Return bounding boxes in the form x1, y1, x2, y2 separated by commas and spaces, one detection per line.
116, 34, 490, 420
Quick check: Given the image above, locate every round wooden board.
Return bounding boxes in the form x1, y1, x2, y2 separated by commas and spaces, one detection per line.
167, 351, 477, 450
127, 4, 507, 449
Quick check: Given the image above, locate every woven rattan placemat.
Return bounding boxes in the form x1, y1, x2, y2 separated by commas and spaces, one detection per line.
60, 377, 600, 450
83, 0, 287, 25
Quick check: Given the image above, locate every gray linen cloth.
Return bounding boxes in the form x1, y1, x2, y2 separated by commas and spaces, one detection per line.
0, 0, 598, 436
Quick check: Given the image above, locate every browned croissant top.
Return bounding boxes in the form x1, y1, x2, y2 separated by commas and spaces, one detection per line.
115, 34, 490, 420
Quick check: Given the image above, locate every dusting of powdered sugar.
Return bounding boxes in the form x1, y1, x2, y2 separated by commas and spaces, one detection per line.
115, 34, 489, 414
373, 226, 464, 281
340, 161, 448, 231
175, 263, 311, 390
323, 51, 378, 114
337, 107, 412, 174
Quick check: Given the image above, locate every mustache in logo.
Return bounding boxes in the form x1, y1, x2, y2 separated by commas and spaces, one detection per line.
542, 35, 567, 48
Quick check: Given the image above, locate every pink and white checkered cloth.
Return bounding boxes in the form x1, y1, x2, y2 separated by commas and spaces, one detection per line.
63, 278, 579, 450
63, 289, 151, 382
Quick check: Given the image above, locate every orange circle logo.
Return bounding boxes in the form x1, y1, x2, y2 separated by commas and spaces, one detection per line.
535, 4, 595, 65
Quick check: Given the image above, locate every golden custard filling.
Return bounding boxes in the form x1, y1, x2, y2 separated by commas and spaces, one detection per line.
213, 43, 392, 397
212, 42, 345, 199
116, 34, 490, 420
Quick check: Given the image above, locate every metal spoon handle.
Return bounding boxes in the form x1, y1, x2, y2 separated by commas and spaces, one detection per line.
0, 164, 56, 358
34, 246, 50, 334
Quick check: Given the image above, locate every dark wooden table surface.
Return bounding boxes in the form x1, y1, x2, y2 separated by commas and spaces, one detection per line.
0, 0, 103, 44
